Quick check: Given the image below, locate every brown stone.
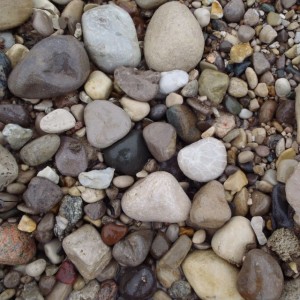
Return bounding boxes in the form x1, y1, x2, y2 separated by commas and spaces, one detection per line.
101, 223, 128, 246
8, 35, 90, 99
237, 249, 284, 300
114, 66, 160, 101
0, 104, 30, 127
250, 190, 271, 216
0, 223, 36, 265
259, 100, 277, 124
276, 100, 295, 125
143, 122, 177, 162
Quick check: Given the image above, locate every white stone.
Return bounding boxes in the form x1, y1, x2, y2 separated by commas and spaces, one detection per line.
159, 70, 189, 94
79, 168, 115, 189
84, 71, 112, 100
121, 171, 191, 223
239, 108, 253, 119
2, 124, 33, 150
44, 239, 64, 264
25, 259, 47, 277
192, 230, 206, 244
250, 216, 267, 245
62, 224, 112, 280
40, 109, 76, 133
194, 8, 210, 27
182, 250, 243, 300
177, 137, 227, 182
82, 4, 141, 73
120, 97, 150, 122
37, 166, 59, 184
211, 216, 257, 265
113, 175, 135, 189
275, 78, 291, 97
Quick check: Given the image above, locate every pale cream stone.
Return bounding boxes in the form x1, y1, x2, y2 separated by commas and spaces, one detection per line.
120, 97, 150, 122
84, 71, 112, 100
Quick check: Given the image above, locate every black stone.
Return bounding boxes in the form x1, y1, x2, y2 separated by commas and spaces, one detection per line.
219, 41, 232, 53
239, 162, 253, 173
149, 104, 167, 121
0, 104, 31, 126
103, 130, 151, 176
0, 53, 11, 100
119, 265, 156, 300
272, 184, 293, 229
233, 60, 252, 76
211, 19, 228, 31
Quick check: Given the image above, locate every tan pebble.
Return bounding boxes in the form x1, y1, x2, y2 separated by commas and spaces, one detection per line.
201, 126, 215, 138
120, 97, 150, 122
245, 67, 258, 89
253, 165, 265, 176
277, 159, 298, 183
18, 215, 37, 233
70, 104, 84, 121
255, 180, 273, 193
0, 288, 16, 300
83, 215, 101, 227
192, 229, 206, 244
80, 187, 105, 203
165, 93, 183, 107
73, 275, 85, 291
153, 290, 172, 300
68, 186, 81, 196
233, 187, 249, 216
224, 170, 248, 194
276, 148, 296, 168
113, 175, 134, 189
210, 1, 223, 19
238, 150, 254, 163
230, 43, 253, 63
254, 83, 269, 97
84, 71, 112, 100
83, 3, 99, 12
232, 129, 247, 149
6, 44, 29, 68
6, 182, 27, 194
136, 170, 148, 178
249, 98, 260, 111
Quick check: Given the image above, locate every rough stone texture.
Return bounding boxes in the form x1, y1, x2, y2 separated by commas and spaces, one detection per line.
82, 5, 141, 73
0, 104, 31, 127
8, 36, 90, 99
55, 136, 88, 177
121, 171, 191, 222
190, 180, 231, 229
23, 177, 63, 214
2, 124, 33, 150
62, 225, 112, 280
0, 53, 11, 100
144, 2, 204, 72
237, 249, 284, 300
20, 134, 60, 166
114, 66, 160, 101
0, 0, 33, 31
0, 223, 36, 265
143, 122, 177, 162
279, 278, 300, 300
68, 280, 100, 300
177, 137, 227, 182
0, 145, 18, 191
84, 100, 131, 149
78, 168, 115, 189
198, 69, 229, 105
211, 216, 257, 265
182, 250, 243, 300
267, 228, 300, 262
113, 230, 153, 267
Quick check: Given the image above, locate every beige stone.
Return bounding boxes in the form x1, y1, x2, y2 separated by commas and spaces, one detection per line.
224, 170, 248, 194
6, 44, 29, 68
84, 71, 112, 100
120, 97, 150, 122
18, 215, 37, 233
230, 43, 253, 63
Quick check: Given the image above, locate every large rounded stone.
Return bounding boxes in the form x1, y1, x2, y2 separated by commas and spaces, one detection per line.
84, 100, 131, 149
237, 249, 284, 300
8, 35, 90, 99
177, 137, 227, 182
20, 134, 60, 166
82, 5, 141, 73
103, 130, 151, 176
0, 0, 33, 31
0, 223, 36, 265
182, 250, 243, 300
144, 2, 204, 72
0, 145, 18, 191
121, 171, 191, 222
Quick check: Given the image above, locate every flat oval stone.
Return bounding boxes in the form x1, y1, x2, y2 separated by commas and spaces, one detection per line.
237, 249, 284, 299
0, 0, 33, 31
20, 134, 60, 166
0, 145, 18, 191
0, 223, 36, 265
144, 2, 204, 72
101, 223, 128, 246
23, 177, 63, 213
0, 193, 19, 212
103, 130, 151, 176
276, 100, 295, 125
8, 35, 90, 99
121, 171, 191, 222
177, 137, 227, 182
143, 122, 176, 162
82, 5, 141, 73
40, 109, 76, 133
84, 100, 131, 149
55, 136, 88, 177
0, 104, 31, 127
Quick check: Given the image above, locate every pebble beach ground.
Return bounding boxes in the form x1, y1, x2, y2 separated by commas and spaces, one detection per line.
0, 0, 300, 299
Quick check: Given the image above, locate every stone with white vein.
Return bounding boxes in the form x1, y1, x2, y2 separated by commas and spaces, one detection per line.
159, 70, 189, 94
79, 168, 115, 189
177, 137, 227, 182
40, 109, 76, 133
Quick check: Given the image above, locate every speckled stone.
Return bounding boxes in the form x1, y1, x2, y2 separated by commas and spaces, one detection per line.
0, 145, 18, 191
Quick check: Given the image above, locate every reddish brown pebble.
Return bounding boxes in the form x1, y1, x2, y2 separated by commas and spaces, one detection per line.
98, 280, 118, 300
101, 223, 128, 246
0, 223, 36, 265
56, 260, 77, 285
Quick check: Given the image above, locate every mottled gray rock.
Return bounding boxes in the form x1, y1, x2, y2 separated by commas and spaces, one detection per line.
224, 0, 245, 23
2, 124, 33, 150
0, 145, 18, 191
82, 5, 141, 73
253, 52, 271, 75
68, 280, 100, 300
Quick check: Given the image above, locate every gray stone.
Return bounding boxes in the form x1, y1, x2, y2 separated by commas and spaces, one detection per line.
238, 25, 255, 43
253, 52, 271, 75
280, 278, 300, 300
144, 2, 204, 72
79, 168, 114, 189
20, 134, 60, 166
259, 25, 278, 44
224, 0, 245, 23
20, 281, 44, 300
244, 9, 259, 26
0, 145, 18, 191
62, 224, 112, 280
68, 280, 100, 300
82, 4, 141, 73
135, 0, 167, 9
281, 0, 296, 9
2, 124, 33, 150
